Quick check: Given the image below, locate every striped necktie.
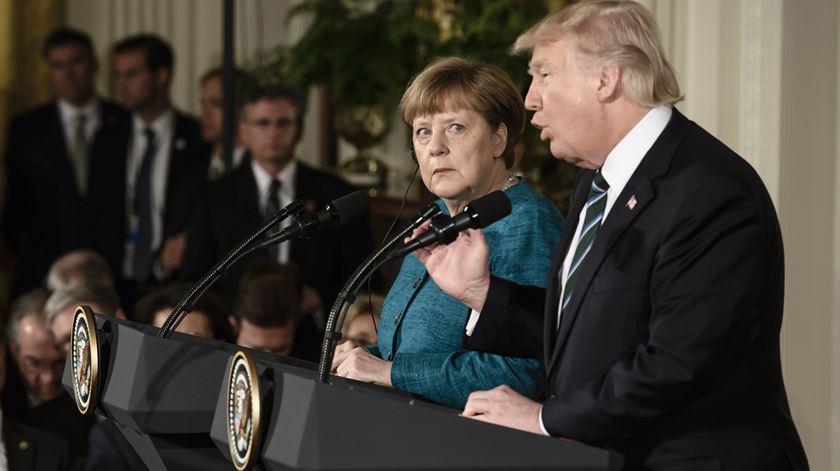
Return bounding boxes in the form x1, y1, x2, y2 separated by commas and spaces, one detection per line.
560, 171, 610, 315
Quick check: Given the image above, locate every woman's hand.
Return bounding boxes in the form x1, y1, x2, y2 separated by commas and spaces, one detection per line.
332, 344, 393, 387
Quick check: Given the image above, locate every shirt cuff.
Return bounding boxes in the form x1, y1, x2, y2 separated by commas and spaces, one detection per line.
538, 405, 550, 436
464, 309, 481, 336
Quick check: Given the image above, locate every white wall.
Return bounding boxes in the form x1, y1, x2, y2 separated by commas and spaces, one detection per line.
68, 1, 840, 468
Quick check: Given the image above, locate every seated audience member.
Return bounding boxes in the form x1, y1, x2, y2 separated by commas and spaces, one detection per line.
199, 66, 256, 179
3, 289, 94, 464
234, 263, 311, 358
134, 284, 234, 342
341, 294, 383, 348
44, 280, 123, 354
0, 317, 70, 471
46, 249, 114, 292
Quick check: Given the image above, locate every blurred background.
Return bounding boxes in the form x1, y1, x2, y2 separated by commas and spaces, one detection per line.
0, 1, 838, 469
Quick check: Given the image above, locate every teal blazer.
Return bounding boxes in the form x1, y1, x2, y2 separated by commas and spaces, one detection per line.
371, 180, 564, 408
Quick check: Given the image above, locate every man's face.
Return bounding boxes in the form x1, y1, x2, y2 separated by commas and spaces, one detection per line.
46, 44, 95, 106
236, 318, 294, 355
112, 50, 167, 112
11, 316, 65, 402
240, 99, 300, 168
50, 302, 104, 356
525, 34, 606, 169
200, 76, 224, 142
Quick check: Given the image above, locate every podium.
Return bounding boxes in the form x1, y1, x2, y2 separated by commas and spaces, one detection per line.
64, 312, 623, 470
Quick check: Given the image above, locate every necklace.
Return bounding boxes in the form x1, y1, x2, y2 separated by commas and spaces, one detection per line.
501, 173, 519, 191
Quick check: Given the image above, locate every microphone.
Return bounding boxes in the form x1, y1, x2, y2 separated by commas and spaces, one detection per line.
158, 192, 368, 338
254, 191, 369, 250
387, 190, 512, 260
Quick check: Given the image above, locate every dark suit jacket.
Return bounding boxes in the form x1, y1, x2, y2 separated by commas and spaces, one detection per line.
4, 419, 70, 471
86, 110, 210, 289
87, 419, 146, 471
180, 160, 372, 325
2, 99, 126, 295
466, 110, 808, 471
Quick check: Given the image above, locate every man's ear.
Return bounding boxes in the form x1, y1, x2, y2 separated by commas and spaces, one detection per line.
597, 63, 622, 102
228, 315, 239, 334
115, 309, 127, 320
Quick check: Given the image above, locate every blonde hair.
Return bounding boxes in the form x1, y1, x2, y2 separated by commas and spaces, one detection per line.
513, 0, 683, 107
399, 57, 524, 168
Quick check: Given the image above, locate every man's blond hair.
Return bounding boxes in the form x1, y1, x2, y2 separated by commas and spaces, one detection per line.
514, 0, 683, 107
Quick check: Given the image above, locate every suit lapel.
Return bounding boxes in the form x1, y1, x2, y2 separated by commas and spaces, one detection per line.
546, 109, 692, 375
4, 420, 35, 471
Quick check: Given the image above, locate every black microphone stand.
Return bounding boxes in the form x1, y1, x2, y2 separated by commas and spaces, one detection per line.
317, 203, 441, 383
158, 200, 304, 338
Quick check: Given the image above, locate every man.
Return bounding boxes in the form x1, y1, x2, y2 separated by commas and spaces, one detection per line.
0, 317, 70, 471
134, 284, 233, 341
3, 289, 94, 464
46, 249, 114, 292
199, 67, 255, 179
180, 84, 371, 323
44, 280, 124, 355
231, 262, 323, 360
416, 2, 808, 470
3, 28, 126, 297
87, 34, 209, 310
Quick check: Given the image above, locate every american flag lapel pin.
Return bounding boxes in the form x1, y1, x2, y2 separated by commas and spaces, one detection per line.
626, 195, 637, 210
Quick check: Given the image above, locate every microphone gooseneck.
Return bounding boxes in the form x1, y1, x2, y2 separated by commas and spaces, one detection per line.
316, 201, 441, 383
159, 191, 368, 338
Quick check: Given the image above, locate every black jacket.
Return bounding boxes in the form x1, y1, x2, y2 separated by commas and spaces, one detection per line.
2, 99, 126, 295
465, 110, 808, 471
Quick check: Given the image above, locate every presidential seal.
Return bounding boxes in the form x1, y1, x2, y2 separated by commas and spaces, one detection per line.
71, 305, 99, 415
227, 351, 261, 471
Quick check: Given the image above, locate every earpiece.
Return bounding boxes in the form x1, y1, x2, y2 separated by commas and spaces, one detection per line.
410, 145, 417, 163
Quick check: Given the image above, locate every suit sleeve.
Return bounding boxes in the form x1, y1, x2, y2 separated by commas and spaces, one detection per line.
462, 275, 546, 359
541, 175, 776, 446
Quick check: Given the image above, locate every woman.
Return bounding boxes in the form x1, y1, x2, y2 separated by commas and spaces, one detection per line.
332, 57, 564, 408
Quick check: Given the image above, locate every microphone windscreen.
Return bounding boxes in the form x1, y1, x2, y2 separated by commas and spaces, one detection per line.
466, 190, 512, 228
330, 191, 369, 226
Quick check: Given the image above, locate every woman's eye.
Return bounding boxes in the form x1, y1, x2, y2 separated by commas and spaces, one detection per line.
416, 128, 431, 138
448, 123, 465, 133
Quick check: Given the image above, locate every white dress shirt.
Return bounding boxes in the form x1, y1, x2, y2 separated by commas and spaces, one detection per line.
251, 159, 298, 264
208, 145, 247, 179
123, 110, 175, 278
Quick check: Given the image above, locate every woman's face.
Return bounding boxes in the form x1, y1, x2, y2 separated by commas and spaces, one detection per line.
412, 108, 507, 203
